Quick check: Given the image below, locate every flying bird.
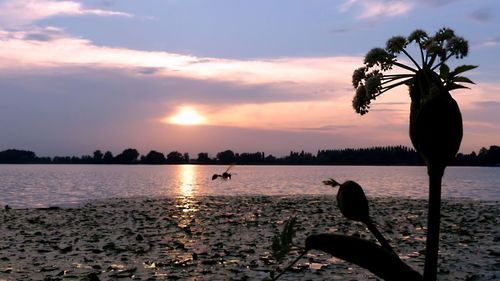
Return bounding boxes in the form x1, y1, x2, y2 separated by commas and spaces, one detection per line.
212, 165, 234, 180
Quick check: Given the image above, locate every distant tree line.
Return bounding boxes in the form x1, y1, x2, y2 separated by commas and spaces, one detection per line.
1, 145, 499, 166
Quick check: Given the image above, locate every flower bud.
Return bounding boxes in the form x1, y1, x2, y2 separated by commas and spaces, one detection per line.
409, 70, 463, 174
324, 179, 370, 222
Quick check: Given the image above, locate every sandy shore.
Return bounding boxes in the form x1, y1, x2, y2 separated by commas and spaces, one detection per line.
1, 196, 499, 280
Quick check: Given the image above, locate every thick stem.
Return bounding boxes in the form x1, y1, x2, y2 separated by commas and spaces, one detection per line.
423, 165, 445, 281
365, 219, 397, 256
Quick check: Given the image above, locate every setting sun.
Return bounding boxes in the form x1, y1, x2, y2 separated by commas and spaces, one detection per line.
168, 106, 206, 125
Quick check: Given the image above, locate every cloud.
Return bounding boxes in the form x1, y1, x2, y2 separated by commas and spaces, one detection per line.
468, 7, 493, 23
475, 37, 500, 48
0, 65, 393, 156
0, 28, 360, 88
0, 0, 132, 27
1, 22, 497, 155
340, 0, 464, 20
340, 0, 414, 19
19, 26, 68, 41
359, 1, 413, 19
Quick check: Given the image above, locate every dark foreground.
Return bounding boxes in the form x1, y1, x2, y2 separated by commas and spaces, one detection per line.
1, 196, 499, 280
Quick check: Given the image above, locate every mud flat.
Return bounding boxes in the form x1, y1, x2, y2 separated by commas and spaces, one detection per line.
1, 196, 499, 280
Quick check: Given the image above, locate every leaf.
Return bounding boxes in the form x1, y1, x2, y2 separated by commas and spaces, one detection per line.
305, 234, 423, 281
439, 63, 450, 81
447, 83, 471, 91
271, 217, 297, 261
452, 76, 475, 84
450, 64, 478, 76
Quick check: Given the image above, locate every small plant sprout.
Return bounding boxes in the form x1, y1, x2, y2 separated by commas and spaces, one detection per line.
268, 217, 308, 281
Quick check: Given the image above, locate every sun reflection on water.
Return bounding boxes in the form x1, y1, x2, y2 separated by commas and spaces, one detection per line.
175, 165, 199, 214
173, 164, 200, 229
178, 164, 197, 197
168, 165, 200, 266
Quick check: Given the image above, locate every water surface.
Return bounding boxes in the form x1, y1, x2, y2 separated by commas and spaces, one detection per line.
0, 165, 498, 208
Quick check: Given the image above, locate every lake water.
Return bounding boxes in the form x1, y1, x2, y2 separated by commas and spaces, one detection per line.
0, 165, 498, 208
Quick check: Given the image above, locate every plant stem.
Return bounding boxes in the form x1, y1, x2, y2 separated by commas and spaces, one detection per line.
378, 78, 413, 95
418, 42, 425, 67
428, 54, 438, 69
381, 74, 413, 79
423, 165, 444, 281
401, 48, 422, 71
431, 54, 453, 71
392, 61, 418, 73
365, 219, 397, 256
271, 250, 308, 281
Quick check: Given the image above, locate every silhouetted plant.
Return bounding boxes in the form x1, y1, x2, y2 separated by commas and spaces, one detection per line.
351, 27, 475, 281
268, 217, 308, 281
269, 180, 422, 281
269, 28, 475, 281
322, 179, 395, 254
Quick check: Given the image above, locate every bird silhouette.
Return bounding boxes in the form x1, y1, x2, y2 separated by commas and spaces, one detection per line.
212, 165, 233, 180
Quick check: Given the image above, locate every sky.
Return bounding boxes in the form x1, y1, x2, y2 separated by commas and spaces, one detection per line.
0, 0, 499, 157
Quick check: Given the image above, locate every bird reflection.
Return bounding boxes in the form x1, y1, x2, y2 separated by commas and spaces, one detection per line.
212, 165, 234, 180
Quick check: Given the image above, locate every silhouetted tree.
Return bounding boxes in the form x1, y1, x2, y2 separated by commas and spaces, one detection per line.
0, 149, 37, 163
183, 153, 190, 164
237, 152, 265, 164
114, 148, 139, 164
166, 151, 183, 164
216, 150, 236, 164
52, 156, 71, 164
102, 151, 114, 164
3, 145, 500, 166
142, 150, 167, 164
265, 154, 277, 163
93, 150, 103, 164
196, 152, 214, 164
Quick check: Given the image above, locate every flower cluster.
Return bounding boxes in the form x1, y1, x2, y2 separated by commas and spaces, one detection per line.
351, 28, 476, 115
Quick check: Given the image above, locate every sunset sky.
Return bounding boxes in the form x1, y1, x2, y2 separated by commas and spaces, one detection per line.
1, 0, 499, 157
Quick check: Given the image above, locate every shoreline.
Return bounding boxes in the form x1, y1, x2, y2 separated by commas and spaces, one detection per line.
1, 196, 499, 280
